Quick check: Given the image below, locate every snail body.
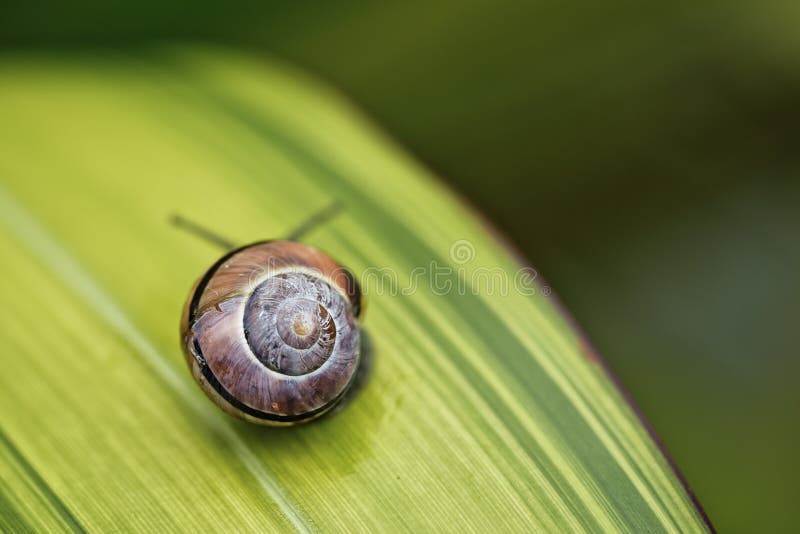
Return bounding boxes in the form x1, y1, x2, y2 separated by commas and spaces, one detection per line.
180, 240, 362, 426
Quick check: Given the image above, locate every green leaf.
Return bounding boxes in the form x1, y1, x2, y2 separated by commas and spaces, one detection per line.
0, 46, 709, 532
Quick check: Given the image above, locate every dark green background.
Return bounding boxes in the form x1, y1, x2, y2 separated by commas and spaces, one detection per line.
3, 2, 798, 531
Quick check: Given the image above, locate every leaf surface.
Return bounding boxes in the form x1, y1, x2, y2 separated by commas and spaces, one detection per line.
0, 47, 709, 533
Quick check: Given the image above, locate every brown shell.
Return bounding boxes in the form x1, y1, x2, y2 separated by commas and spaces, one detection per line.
180, 241, 363, 426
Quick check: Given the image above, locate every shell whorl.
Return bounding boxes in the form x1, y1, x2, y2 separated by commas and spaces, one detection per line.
180, 241, 362, 425
244, 272, 342, 376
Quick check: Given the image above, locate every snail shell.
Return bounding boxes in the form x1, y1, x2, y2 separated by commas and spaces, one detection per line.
180, 241, 363, 426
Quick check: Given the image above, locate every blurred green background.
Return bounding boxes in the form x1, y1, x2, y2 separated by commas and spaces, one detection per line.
2, 1, 798, 531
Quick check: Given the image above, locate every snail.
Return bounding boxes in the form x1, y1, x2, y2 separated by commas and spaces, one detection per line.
173, 206, 363, 426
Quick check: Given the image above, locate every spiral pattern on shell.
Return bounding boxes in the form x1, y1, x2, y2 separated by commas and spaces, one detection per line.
180, 241, 362, 425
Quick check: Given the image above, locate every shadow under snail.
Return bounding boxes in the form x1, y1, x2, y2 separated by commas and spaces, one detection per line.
174, 205, 363, 426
